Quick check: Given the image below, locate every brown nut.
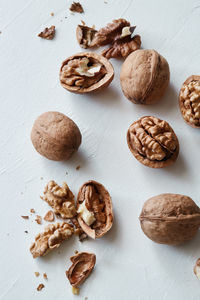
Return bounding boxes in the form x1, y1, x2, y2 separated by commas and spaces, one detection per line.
77, 180, 113, 239
59, 52, 114, 93
120, 49, 170, 104
66, 252, 96, 288
139, 194, 200, 245
31, 111, 81, 161
179, 75, 200, 128
127, 116, 179, 168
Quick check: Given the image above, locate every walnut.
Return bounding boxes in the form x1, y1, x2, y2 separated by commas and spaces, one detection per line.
44, 210, 55, 222
120, 49, 170, 104
127, 116, 179, 168
66, 252, 96, 288
60, 52, 114, 93
69, 2, 84, 13
194, 258, 200, 279
140, 194, 200, 245
77, 181, 113, 239
31, 111, 82, 161
42, 181, 76, 219
38, 26, 55, 40
30, 222, 74, 258
179, 75, 200, 128
76, 25, 97, 48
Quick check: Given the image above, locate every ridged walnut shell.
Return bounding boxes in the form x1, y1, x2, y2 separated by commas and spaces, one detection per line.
31, 111, 81, 161
120, 49, 170, 104
179, 75, 200, 128
59, 52, 114, 93
127, 116, 179, 168
140, 194, 200, 245
66, 252, 96, 287
77, 180, 113, 239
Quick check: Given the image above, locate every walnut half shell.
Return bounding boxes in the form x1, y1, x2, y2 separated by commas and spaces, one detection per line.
77, 180, 113, 239
59, 52, 114, 93
66, 252, 96, 288
139, 194, 200, 245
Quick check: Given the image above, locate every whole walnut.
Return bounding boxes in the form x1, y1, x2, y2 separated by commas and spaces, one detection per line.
139, 194, 200, 245
31, 111, 81, 161
120, 49, 170, 104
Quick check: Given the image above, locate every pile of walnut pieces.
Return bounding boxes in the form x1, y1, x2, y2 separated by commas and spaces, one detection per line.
30, 180, 113, 293
76, 18, 141, 59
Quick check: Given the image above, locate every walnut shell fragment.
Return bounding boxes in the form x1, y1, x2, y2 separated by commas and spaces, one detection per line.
127, 116, 179, 168
76, 25, 97, 48
69, 2, 84, 13
120, 49, 170, 104
31, 111, 82, 161
60, 52, 114, 93
179, 75, 200, 128
30, 222, 74, 258
139, 194, 200, 245
42, 181, 76, 219
38, 26, 55, 40
66, 252, 96, 288
77, 180, 113, 239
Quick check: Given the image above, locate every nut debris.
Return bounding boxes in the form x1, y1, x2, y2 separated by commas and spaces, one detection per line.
70, 2, 84, 13
38, 26, 55, 40
37, 283, 44, 291
194, 258, 200, 279
44, 210, 55, 222
43, 273, 48, 279
35, 215, 42, 225
35, 272, 40, 277
30, 208, 35, 214
42, 181, 76, 219
21, 215, 29, 219
30, 222, 74, 258
72, 286, 79, 295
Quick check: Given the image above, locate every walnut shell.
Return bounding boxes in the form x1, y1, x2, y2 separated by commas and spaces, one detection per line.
179, 75, 200, 128
120, 49, 170, 104
66, 252, 96, 287
59, 52, 114, 93
127, 116, 179, 168
140, 194, 200, 245
77, 180, 113, 239
31, 111, 81, 161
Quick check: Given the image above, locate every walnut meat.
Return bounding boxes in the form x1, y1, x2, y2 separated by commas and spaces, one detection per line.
120, 49, 170, 104
127, 116, 179, 168
31, 111, 82, 161
42, 180, 76, 219
179, 75, 200, 128
66, 252, 96, 288
139, 194, 200, 245
30, 222, 74, 258
60, 52, 114, 93
77, 180, 113, 239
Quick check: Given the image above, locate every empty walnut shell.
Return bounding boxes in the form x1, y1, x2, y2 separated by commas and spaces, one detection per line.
179, 75, 200, 128
140, 194, 200, 245
127, 116, 179, 168
59, 52, 114, 93
66, 252, 96, 288
31, 111, 81, 161
120, 49, 170, 104
77, 180, 113, 239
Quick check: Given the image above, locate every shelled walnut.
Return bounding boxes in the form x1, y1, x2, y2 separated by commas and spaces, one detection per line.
179, 75, 200, 128
30, 222, 74, 258
140, 194, 200, 245
60, 52, 114, 93
66, 252, 96, 289
42, 181, 76, 219
77, 181, 113, 239
127, 116, 179, 168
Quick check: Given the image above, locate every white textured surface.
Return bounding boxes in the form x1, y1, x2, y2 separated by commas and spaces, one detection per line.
1, 0, 200, 299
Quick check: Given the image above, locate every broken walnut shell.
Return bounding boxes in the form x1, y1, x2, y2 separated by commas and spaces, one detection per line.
140, 194, 200, 245
59, 52, 114, 93
66, 252, 96, 288
179, 75, 200, 128
127, 116, 179, 168
31, 111, 82, 161
77, 180, 113, 239
76, 25, 97, 48
120, 49, 170, 104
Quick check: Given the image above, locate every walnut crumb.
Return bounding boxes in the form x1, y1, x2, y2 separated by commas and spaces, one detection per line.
43, 273, 48, 279
75, 250, 79, 254
81, 20, 85, 25
76, 165, 81, 170
69, 2, 84, 13
37, 283, 45, 291
72, 286, 79, 295
50, 12, 54, 16
35, 272, 40, 277
21, 215, 29, 219
44, 210, 55, 222
38, 26, 55, 40
30, 208, 35, 214
35, 215, 42, 225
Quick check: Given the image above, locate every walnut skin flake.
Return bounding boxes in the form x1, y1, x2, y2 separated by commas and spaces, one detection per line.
66, 252, 96, 288
44, 210, 55, 222
21, 215, 29, 219
127, 116, 179, 168
30, 222, 74, 258
77, 181, 113, 239
70, 2, 84, 13
42, 181, 76, 219
38, 26, 55, 40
